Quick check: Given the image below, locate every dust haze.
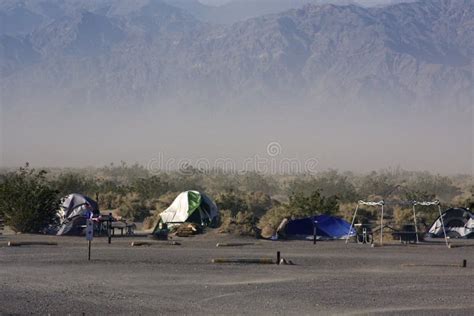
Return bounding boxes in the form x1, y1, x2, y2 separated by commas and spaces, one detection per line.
0, 0, 472, 174
2, 97, 472, 174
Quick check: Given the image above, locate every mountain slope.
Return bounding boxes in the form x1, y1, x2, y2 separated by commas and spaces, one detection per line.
1, 0, 472, 110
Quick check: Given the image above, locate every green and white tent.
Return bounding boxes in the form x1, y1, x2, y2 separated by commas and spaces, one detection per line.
155, 191, 219, 229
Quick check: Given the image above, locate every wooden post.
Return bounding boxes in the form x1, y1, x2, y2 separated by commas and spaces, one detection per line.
86, 218, 93, 261
108, 212, 112, 244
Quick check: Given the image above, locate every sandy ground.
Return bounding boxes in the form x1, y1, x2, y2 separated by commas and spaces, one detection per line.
1, 232, 474, 315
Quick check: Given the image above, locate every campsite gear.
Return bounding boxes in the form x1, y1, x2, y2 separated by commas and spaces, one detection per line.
428, 208, 473, 239
354, 224, 373, 244
346, 200, 449, 247
175, 223, 200, 237
152, 222, 169, 240
277, 215, 356, 240
153, 191, 218, 232
57, 194, 100, 236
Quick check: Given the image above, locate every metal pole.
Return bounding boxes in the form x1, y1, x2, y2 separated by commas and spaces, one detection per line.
412, 204, 419, 243
380, 203, 384, 246
346, 204, 359, 244
437, 204, 449, 248
313, 218, 317, 245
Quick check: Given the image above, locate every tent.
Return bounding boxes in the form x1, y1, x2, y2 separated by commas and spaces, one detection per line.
57, 193, 100, 235
428, 207, 473, 238
277, 215, 356, 240
154, 191, 218, 231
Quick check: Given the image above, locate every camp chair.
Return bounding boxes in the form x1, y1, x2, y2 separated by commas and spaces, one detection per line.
354, 223, 373, 244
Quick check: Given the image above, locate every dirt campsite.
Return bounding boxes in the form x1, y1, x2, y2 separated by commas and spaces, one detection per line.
1, 230, 474, 315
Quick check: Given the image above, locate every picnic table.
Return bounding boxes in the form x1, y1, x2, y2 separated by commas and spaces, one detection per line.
95, 215, 135, 236
110, 221, 135, 236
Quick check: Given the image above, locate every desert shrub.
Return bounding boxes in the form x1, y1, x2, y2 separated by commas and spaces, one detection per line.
405, 173, 461, 203
132, 176, 170, 200
0, 165, 60, 233
336, 202, 358, 222
98, 161, 149, 185
355, 171, 398, 198
215, 191, 248, 215
240, 172, 279, 195
167, 165, 205, 192
51, 172, 97, 197
97, 192, 123, 210
218, 209, 232, 228
286, 171, 357, 202
287, 190, 339, 216
246, 191, 273, 217
393, 206, 414, 226
258, 205, 295, 235
118, 193, 149, 221
142, 215, 158, 230
218, 210, 259, 236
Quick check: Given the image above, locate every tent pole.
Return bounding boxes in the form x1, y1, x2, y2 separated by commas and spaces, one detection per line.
412, 204, 419, 243
380, 203, 384, 246
346, 204, 359, 244
438, 204, 449, 248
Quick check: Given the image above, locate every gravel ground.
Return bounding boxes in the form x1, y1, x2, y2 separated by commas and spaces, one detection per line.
1, 233, 474, 315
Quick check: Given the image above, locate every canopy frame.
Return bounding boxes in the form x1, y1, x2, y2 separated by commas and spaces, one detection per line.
345, 200, 449, 247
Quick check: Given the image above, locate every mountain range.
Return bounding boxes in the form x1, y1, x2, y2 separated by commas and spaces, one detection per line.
1, 0, 473, 110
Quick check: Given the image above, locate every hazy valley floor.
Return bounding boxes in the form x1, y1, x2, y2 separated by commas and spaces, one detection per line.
1, 234, 474, 315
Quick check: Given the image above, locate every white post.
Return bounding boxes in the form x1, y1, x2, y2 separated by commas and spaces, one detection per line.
346, 204, 359, 244
380, 203, 384, 246
412, 204, 419, 243
437, 204, 449, 248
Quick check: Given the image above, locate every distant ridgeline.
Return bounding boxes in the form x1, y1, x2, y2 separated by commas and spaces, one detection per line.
1, 0, 472, 109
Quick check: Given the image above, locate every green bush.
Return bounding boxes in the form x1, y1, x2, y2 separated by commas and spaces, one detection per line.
0, 165, 60, 233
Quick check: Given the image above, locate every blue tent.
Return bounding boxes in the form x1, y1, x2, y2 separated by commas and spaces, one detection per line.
283, 215, 356, 240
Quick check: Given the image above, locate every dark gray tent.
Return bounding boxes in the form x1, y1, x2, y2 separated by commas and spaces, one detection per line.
428, 208, 473, 238
57, 194, 100, 236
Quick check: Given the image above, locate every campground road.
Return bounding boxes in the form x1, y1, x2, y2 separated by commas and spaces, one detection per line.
1, 234, 474, 315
